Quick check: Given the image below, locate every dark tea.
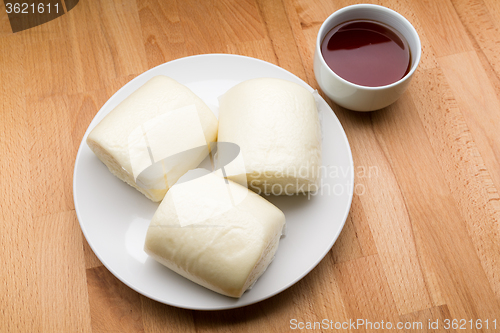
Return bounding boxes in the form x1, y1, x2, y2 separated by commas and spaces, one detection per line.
321, 19, 411, 87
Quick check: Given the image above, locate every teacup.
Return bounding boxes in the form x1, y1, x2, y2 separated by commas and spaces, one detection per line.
313, 4, 421, 112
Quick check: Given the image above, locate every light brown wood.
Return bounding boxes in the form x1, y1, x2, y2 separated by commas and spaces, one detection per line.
1, 0, 500, 331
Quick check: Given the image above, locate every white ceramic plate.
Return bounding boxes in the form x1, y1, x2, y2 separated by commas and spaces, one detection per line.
73, 54, 353, 310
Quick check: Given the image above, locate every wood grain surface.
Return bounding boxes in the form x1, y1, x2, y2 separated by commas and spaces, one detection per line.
1, 0, 500, 332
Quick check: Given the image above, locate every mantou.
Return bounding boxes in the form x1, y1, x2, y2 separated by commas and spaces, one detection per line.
144, 170, 285, 298
87, 76, 218, 202
217, 78, 321, 195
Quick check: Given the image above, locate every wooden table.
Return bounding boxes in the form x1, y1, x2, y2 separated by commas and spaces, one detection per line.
2, 0, 500, 331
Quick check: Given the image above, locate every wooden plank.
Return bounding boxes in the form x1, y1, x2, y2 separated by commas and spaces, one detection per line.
225, 38, 278, 64
0, 1, 13, 36
333, 108, 433, 315
372, 81, 500, 318
254, 0, 307, 79
137, 0, 186, 67
409, 67, 500, 317
408, 0, 473, 57
400, 305, 454, 333
333, 255, 401, 325
26, 0, 148, 97
34, 211, 92, 332
82, 234, 103, 269
141, 296, 196, 333
27, 94, 76, 217
349, 187, 378, 258
438, 51, 500, 193
451, 0, 500, 78
86, 266, 144, 333
330, 213, 366, 264
0, 41, 36, 333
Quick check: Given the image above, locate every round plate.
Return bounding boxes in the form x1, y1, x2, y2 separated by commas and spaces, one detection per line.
73, 54, 353, 310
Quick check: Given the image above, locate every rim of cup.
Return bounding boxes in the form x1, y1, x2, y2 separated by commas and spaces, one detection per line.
316, 4, 422, 91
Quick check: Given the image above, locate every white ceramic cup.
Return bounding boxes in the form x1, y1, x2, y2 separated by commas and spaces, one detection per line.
314, 4, 421, 112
